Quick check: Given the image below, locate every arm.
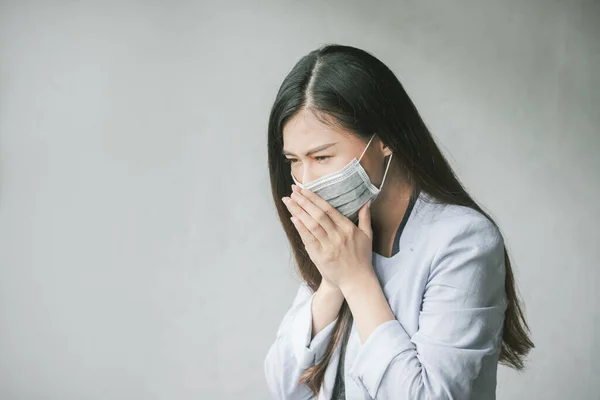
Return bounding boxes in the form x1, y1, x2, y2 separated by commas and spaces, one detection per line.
264, 280, 344, 399
311, 280, 345, 339
342, 215, 508, 399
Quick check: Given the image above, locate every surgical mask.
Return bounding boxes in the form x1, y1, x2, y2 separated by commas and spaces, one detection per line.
290, 133, 393, 223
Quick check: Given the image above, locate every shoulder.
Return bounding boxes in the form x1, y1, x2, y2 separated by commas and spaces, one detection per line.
414, 194, 504, 256
423, 201, 506, 290
437, 205, 503, 251
413, 196, 507, 307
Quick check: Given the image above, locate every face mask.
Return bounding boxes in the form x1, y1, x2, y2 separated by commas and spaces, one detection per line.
290, 133, 393, 223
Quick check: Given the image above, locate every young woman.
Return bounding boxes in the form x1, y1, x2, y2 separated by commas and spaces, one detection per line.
264, 44, 533, 400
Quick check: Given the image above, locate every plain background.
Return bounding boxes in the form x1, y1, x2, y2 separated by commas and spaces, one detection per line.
0, 1, 598, 399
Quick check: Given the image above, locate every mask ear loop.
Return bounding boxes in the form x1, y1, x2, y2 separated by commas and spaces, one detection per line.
358, 133, 377, 162
358, 133, 393, 190
378, 153, 393, 190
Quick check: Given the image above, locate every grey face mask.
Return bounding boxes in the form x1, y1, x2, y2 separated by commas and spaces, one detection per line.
290, 133, 393, 223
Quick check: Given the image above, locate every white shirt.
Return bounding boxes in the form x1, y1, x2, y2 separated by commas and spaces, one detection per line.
264, 190, 508, 399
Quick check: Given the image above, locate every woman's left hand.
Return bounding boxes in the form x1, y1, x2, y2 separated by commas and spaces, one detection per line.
282, 184, 375, 290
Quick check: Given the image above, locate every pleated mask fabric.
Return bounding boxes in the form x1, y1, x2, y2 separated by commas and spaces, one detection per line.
290, 133, 393, 223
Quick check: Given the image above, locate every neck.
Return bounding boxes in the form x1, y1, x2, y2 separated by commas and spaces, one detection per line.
369, 165, 414, 257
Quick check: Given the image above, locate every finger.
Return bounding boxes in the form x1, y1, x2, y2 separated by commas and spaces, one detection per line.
290, 185, 337, 236
290, 216, 320, 248
298, 187, 354, 230
358, 200, 373, 239
282, 197, 328, 242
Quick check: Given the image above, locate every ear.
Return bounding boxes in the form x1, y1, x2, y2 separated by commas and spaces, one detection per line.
378, 139, 392, 157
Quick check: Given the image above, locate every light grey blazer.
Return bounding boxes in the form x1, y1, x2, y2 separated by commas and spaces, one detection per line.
264, 190, 508, 400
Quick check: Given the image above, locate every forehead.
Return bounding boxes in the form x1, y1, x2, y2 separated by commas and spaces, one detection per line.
282, 109, 352, 149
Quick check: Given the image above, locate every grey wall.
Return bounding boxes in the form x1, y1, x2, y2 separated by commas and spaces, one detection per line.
0, 1, 598, 399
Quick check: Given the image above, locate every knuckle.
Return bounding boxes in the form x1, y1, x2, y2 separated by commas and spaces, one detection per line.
315, 211, 328, 223
324, 205, 336, 216
339, 234, 349, 245
342, 224, 354, 236
338, 225, 349, 237
306, 220, 319, 232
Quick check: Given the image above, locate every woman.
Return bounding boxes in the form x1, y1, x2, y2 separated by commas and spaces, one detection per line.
264, 44, 533, 400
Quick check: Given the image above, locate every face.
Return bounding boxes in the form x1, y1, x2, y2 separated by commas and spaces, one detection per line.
282, 109, 391, 186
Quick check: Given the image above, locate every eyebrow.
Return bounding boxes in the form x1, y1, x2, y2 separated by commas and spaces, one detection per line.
282, 142, 338, 157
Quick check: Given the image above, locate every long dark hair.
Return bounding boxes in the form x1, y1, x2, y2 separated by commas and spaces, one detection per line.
267, 44, 533, 396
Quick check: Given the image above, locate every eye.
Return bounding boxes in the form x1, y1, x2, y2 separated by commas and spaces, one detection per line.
283, 158, 298, 164
315, 156, 331, 162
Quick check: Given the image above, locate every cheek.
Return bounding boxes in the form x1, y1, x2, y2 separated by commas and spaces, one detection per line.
314, 159, 348, 180
329, 157, 351, 171
358, 156, 379, 183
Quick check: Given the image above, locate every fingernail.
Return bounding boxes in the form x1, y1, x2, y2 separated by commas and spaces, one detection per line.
291, 184, 298, 192
282, 197, 289, 204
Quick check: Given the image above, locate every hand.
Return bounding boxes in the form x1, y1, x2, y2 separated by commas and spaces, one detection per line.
282, 184, 375, 290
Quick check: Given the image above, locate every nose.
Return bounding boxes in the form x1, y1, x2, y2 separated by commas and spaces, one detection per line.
292, 167, 317, 185
303, 163, 325, 184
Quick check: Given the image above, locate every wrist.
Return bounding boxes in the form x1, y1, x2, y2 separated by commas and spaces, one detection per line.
319, 277, 338, 292
339, 268, 378, 297
318, 280, 344, 301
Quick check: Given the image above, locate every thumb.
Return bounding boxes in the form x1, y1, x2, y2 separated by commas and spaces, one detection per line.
358, 200, 372, 239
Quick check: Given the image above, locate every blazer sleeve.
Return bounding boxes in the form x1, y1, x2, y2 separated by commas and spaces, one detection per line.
264, 281, 339, 399
348, 214, 508, 400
